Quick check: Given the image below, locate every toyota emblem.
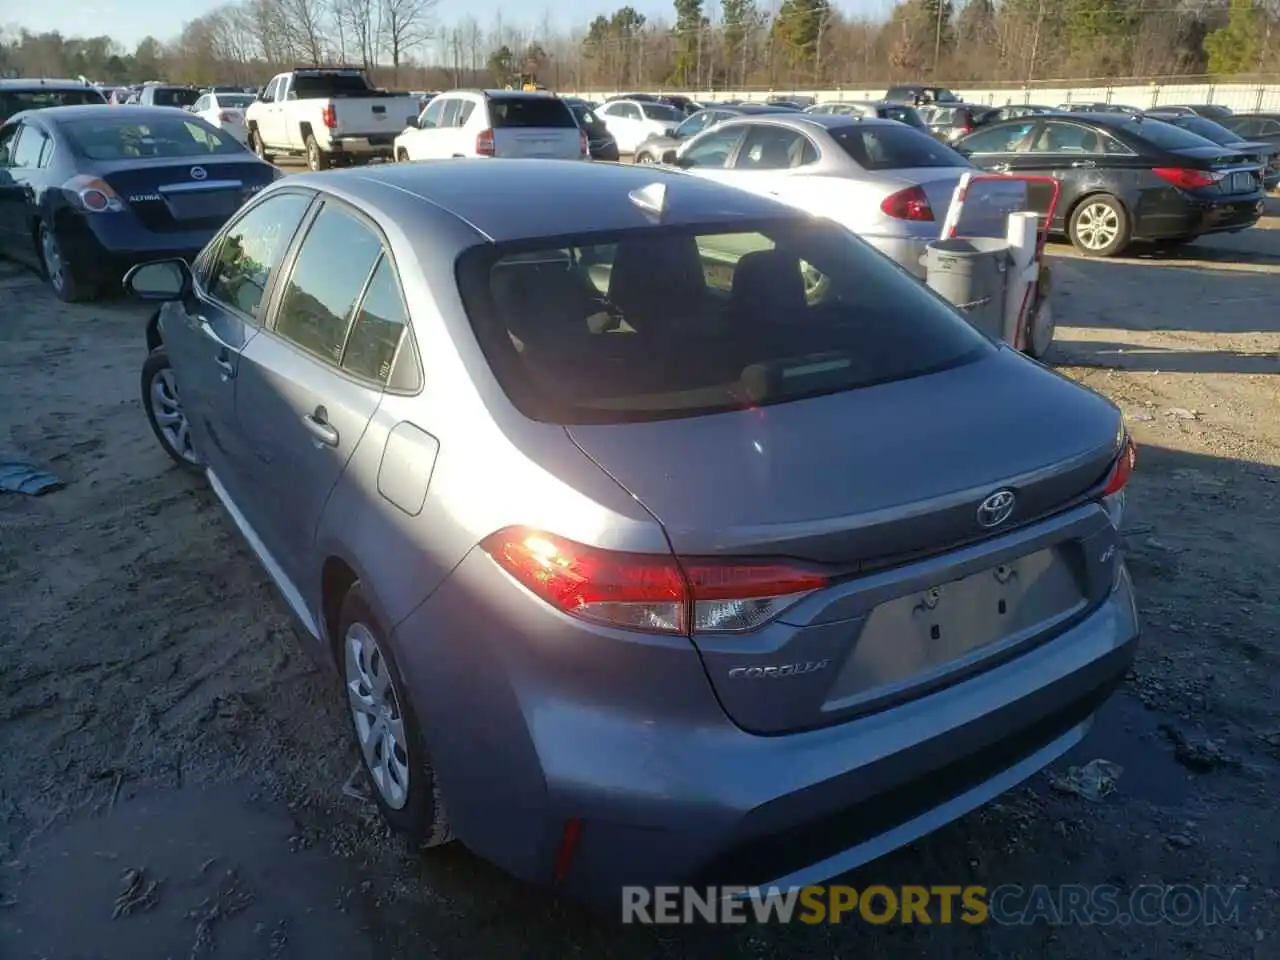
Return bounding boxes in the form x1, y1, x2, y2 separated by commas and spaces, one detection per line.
976, 489, 1016, 528
190, 166, 207, 181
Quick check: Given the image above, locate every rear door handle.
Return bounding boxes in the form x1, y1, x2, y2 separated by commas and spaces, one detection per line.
214, 356, 235, 379
302, 408, 339, 447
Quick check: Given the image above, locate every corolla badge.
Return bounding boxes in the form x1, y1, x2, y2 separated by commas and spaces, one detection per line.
727, 659, 832, 680
976, 489, 1016, 528
190, 166, 207, 180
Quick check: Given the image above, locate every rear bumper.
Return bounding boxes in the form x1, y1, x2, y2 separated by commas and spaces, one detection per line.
59, 214, 212, 286
391, 545, 1139, 904
324, 134, 395, 156
1134, 193, 1264, 240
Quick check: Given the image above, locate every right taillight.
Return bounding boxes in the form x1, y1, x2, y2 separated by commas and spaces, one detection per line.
475, 128, 495, 157
480, 527, 829, 636
1152, 167, 1217, 189
880, 184, 935, 221
1102, 434, 1137, 497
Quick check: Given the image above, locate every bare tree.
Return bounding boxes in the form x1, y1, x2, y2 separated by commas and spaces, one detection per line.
381, 0, 436, 80
275, 0, 331, 64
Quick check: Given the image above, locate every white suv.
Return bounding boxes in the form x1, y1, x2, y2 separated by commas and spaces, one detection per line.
595, 98, 685, 153
394, 89, 588, 162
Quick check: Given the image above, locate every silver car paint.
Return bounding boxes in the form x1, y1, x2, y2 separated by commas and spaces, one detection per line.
154, 159, 1139, 900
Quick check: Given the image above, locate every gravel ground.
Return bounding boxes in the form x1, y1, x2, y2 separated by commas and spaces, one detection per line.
1, 201, 1279, 959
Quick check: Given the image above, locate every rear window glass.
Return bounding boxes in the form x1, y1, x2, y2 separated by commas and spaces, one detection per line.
488, 97, 576, 128
642, 103, 683, 122
151, 87, 199, 108
63, 117, 245, 159
455, 220, 992, 424
881, 105, 926, 129
292, 73, 374, 99
1125, 118, 1222, 151
1159, 116, 1234, 144
832, 124, 969, 170
0, 88, 105, 120
217, 94, 256, 109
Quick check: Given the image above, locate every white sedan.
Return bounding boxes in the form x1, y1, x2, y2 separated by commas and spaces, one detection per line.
667, 112, 973, 278
190, 92, 256, 144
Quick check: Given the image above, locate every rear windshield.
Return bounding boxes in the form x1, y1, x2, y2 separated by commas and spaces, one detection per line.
291, 73, 375, 99
217, 94, 256, 108
642, 103, 683, 122
833, 124, 969, 170
1124, 117, 1222, 151
1, 87, 106, 120
1158, 115, 1235, 144
455, 219, 992, 424
880, 105, 926, 129
63, 116, 245, 159
489, 97, 576, 128
151, 87, 199, 108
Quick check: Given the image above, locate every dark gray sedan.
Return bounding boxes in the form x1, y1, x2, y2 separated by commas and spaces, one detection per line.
125, 159, 1139, 903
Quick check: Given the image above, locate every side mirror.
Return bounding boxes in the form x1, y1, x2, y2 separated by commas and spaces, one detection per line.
124, 258, 192, 301
661, 148, 679, 165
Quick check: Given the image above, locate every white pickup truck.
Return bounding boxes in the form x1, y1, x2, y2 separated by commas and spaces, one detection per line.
244, 66, 420, 171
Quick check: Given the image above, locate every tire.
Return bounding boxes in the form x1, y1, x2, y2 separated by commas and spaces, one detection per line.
396, 147, 409, 163
141, 347, 204, 473
1024, 297, 1056, 360
305, 134, 331, 172
38, 221, 93, 302
249, 127, 273, 162
338, 584, 452, 848
634, 151, 656, 164
1068, 194, 1130, 257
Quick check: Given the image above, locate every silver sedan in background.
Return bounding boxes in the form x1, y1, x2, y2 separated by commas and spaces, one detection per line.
127, 159, 1139, 903
662, 113, 975, 277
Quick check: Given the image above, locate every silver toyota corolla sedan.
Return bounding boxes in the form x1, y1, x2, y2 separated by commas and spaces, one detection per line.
126, 159, 1139, 902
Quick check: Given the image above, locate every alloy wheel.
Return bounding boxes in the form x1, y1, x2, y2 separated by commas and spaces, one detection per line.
41, 227, 66, 293
148, 367, 199, 464
345, 622, 411, 810
1075, 202, 1120, 252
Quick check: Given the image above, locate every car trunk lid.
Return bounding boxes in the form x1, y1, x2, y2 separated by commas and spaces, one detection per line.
566, 349, 1125, 733
101, 156, 275, 233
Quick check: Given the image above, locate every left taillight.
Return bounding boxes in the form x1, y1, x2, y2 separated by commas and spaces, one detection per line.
480, 527, 829, 636
218, 110, 240, 123
321, 103, 337, 129
579, 127, 590, 158
62, 174, 124, 213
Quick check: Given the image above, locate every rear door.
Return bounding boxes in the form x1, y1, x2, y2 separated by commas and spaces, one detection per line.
487, 95, 581, 158
0, 124, 27, 256
232, 198, 388, 590
161, 189, 314, 511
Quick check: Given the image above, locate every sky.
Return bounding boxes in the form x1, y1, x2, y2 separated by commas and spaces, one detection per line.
0, 0, 894, 51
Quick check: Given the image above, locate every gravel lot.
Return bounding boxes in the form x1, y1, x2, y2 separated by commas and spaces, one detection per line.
1, 198, 1279, 959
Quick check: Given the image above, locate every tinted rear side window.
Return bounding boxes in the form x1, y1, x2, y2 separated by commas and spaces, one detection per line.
881, 105, 926, 129
1124, 118, 1223, 151
832, 124, 969, 170
455, 219, 992, 424
488, 97, 576, 128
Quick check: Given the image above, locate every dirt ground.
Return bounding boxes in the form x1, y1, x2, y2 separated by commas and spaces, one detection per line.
1, 200, 1279, 960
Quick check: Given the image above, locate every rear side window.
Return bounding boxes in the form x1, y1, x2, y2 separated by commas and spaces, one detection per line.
833, 124, 969, 170
488, 97, 576, 129
343, 256, 410, 385
274, 204, 384, 364
455, 219, 992, 424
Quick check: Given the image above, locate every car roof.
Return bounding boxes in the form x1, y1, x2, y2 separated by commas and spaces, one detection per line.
288, 160, 798, 242
0, 78, 96, 90
723, 103, 793, 114
9, 104, 196, 124
734, 112, 893, 132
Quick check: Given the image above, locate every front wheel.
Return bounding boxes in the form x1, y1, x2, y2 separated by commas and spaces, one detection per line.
340, 584, 453, 848
141, 347, 203, 472
305, 134, 331, 172
396, 147, 409, 163
1068, 195, 1130, 257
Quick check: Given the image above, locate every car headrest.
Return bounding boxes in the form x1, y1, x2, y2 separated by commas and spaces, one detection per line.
729, 249, 807, 320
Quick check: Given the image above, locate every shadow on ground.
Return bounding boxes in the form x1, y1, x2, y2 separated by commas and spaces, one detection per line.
3, 443, 1276, 960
